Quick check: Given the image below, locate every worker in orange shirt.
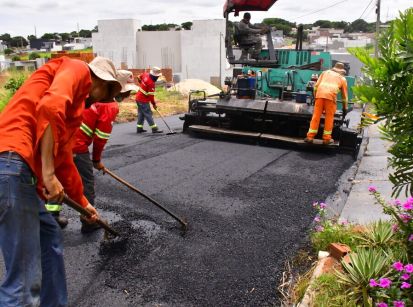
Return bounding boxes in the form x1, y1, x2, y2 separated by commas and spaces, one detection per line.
47, 70, 139, 231
304, 62, 348, 145
0, 56, 121, 306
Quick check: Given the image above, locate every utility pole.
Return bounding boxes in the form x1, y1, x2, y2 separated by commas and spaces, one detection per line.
374, 0, 381, 58
219, 32, 222, 88
34, 25, 37, 38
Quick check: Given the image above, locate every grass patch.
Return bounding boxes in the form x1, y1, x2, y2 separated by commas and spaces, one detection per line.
310, 223, 363, 252
311, 273, 358, 307
116, 87, 188, 123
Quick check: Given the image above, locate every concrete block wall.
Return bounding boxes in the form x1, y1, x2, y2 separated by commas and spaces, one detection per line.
92, 19, 141, 69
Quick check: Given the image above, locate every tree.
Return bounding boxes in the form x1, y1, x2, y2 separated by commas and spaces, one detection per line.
181, 22, 193, 30
9, 36, 28, 48
347, 19, 373, 32
27, 35, 36, 41
314, 20, 333, 28
331, 21, 349, 29
4, 48, 13, 55
79, 29, 92, 38
41, 33, 55, 40
142, 23, 178, 31
263, 18, 295, 36
92, 25, 98, 33
0, 33, 11, 47
350, 8, 413, 196
59, 33, 70, 42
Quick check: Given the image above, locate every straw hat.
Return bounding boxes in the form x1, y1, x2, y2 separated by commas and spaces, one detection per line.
117, 70, 140, 93
88, 56, 122, 97
331, 62, 346, 75
149, 66, 162, 77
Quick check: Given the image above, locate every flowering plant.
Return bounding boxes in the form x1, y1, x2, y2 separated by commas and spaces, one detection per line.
369, 261, 413, 307
369, 186, 413, 262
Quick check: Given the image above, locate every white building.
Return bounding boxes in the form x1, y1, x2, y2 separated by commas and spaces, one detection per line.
92, 18, 231, 85
92, 19, 141, 69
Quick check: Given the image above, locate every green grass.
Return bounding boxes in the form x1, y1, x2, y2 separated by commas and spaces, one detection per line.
310, 224, 364, 252
312, 273, 358, 307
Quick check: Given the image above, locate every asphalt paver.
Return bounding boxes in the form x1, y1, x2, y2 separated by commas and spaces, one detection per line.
61, 120, 353, 306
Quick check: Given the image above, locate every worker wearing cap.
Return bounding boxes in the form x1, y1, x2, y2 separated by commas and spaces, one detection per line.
47, 70, 139, 231
135, 67, 163, 133
0, 56, 121, 306
304, 62, 348, 145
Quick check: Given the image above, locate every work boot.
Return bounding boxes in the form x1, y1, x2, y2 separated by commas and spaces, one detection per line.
323, 139, 334, 145
137, 128, 147, 133
304, 137, 314, 144
52, 212, 69, 229
152, 127, 163, 134
80, 216, 101, 234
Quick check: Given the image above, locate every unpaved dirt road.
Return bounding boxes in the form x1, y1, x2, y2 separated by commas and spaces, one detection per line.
58, 116, 353, 306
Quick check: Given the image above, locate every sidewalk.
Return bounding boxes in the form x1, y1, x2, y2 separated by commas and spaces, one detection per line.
340, 124, 393, 224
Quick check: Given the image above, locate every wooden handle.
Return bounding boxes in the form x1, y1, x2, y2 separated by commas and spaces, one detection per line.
62, 195, 119, 237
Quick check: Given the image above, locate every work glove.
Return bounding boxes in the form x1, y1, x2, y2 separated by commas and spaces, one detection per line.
93, 160, 105, 171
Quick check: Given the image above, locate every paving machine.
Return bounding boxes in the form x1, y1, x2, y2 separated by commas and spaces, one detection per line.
182, 0, 363, 156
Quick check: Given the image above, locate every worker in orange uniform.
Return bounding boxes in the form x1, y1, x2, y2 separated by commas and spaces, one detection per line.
304, 62, 348, 145
0, 56, 121, 306
136, 67, 163, 133
48, 70, 139, 231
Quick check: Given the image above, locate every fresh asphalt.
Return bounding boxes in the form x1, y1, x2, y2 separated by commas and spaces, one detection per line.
0, 114, 355, 306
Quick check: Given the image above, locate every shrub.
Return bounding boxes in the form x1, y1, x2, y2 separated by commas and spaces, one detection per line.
28, 52, 40, 60
4, 48, 13, 55
11, 55, 20, 61
350, 8, 413, 196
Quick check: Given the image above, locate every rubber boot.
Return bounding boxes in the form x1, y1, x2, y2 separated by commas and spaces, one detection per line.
137, 128, 147, 133
80, 216, 101, 234
323, 139, 334, 145
152, 127, 163, 134
52, 212, 69, 229
304, 137, 314, 144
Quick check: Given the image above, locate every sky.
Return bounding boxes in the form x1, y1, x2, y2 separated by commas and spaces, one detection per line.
0, 0, 411, 38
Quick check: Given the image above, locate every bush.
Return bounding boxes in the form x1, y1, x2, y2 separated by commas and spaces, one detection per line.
4, 48, 13, 55
350, 8, 413, 196
11, 55, 20, 61
28, 52, 40, 60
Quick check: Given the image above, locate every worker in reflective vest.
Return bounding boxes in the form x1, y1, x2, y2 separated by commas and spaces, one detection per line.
304, 62, 348, 145
135, 67, 163, 133
46, 70, 139, 231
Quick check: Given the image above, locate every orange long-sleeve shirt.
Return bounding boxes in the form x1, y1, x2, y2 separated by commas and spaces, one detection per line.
0, 57, 92, 207
314, 70, 348, 103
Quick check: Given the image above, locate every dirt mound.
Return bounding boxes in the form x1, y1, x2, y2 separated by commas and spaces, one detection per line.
169, 79, 221, 96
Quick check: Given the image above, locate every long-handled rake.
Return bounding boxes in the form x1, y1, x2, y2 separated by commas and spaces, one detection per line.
155, 109, 177, 135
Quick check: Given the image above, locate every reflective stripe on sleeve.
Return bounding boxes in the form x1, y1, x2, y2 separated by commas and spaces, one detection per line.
95, 128, 110, 140
80, 123, 94, 137
45, 204, 62, 212
139, 88, 155, 96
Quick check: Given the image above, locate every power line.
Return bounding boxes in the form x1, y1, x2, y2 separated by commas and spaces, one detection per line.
358, 0, 375, 20
292, 0, 348, 21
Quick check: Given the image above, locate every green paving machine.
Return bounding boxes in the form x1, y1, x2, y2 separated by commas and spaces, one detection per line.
182, 0, 363, 156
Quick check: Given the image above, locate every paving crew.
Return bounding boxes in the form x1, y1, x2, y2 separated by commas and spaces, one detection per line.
136, 66, 163, 133
304, 62, 348, 145
0, 56, 121, 306
47, 70, 139, 231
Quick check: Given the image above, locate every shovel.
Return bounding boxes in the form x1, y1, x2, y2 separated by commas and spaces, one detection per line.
63, 194, 119, 237
155, 109, 176, 135
102, 168, 188, 231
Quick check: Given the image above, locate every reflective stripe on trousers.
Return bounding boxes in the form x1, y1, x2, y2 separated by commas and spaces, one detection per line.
307, 98, 337, 140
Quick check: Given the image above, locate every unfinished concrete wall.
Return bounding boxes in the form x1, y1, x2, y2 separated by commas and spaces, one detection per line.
92, 19, 141, 68
181, 19, 231, 87
136, 31, 181, 73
